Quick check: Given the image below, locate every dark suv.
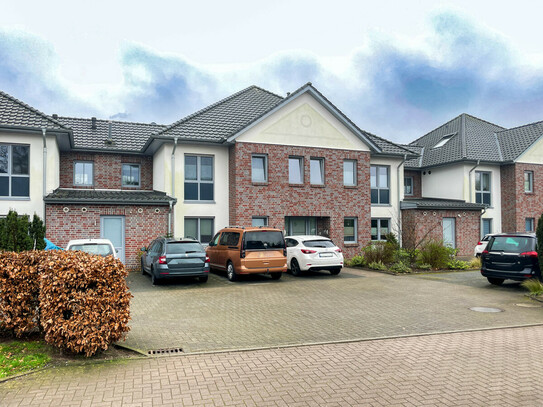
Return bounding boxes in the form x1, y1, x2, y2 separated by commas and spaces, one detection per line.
141, 238, 210, 285
480, 233, 540, 285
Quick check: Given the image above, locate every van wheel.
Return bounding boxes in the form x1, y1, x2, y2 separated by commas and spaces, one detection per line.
270, 272, 282, 280
330, 268, 341, 275
290, 259, 302, 276
487, 277, 504, 285
226, 262, 238, 282
141, 259, 146, 275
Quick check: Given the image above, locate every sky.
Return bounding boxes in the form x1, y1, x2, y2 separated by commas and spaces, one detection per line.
1, 0, 543, 144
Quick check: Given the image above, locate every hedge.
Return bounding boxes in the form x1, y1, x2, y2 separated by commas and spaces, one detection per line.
0, 250, 131, 356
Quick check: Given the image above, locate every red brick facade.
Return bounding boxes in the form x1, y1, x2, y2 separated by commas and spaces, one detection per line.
46, 204, 169, 270
229, 142, 371, 259
501, 163, 543, 233
404, 170, 422, 198
59, 153, 153, 190
402, 209, 481, 256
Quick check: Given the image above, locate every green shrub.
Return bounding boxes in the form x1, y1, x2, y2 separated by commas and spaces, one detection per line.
393, 248, 411, 264
417, 240, 455, 269
367, 261, 387, 271
384, 232, 399, 248
468, 257, 481, 269
347, 255, 366, 267
362, 242, 395, 265
447, 259, 469, 270
416, 263, 432, 270
0, 210, 45, 252
389, 261, 412, 274
521, 279, 543, 297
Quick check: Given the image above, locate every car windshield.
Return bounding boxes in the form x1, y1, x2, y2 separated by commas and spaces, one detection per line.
244, 231, 285, 250
69, 244, 113, 257
303, 240, 335, 248
166, 242, 204, 254
488, 236, 535, 253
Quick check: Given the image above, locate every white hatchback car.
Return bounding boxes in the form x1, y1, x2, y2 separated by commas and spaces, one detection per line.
285, 235, 343, 276
66, 239, 117, 258
474, 234, 496, 257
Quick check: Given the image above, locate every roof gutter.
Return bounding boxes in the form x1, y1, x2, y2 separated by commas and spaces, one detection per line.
468, 160, 481, 203
397, 154, 407, 247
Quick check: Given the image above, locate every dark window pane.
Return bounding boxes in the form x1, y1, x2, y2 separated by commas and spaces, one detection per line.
371, 189, 378, 204
475, 192, 481, 204
200, 183, 214, 201
0, 146, 8, 174
12, 177, 29, 197
200, 219, 213, 242
184, 183, 198, 200
12, 146, 29, 175
483, 193, 491, 205
185, 156, 197, 180
380, 189, 390, 204
122, 164, 139, 186
200, 157, 213, 181
0, 177, 8, 196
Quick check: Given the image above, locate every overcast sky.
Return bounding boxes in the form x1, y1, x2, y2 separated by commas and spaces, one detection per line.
1, 1, 543, 144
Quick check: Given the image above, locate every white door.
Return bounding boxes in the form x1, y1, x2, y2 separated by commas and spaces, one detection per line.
443, 218, 456, 249
101, 216, 125, 263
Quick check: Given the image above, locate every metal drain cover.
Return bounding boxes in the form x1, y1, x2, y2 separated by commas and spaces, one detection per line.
148, 348, 183, 356
515, 303, 542, 308
470, 307, 503, 313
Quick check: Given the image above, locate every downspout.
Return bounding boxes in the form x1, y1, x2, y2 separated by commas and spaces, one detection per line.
169, 137, 179, 237
468, 160, 481, 203
42, 128, 47, 227
397, 154, 407, 247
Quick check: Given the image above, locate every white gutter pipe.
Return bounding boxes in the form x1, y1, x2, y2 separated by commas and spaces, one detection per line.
42, 128, 47, 226
170, 137, 179, 236
397, 154, 407, 247
468, 160, 481, 203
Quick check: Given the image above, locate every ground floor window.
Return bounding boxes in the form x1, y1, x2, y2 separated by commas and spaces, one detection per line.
252, 216, 268, 227
482, 218, 492, 237
344, 217, 357, 243
371, 218, 390, 241
285, 216, 316, 235
526, 218, 535, 232
185, 217, 214, 244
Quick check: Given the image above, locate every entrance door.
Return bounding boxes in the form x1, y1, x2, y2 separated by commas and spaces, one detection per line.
101, 216, 125, 263
443, 218, 456, 249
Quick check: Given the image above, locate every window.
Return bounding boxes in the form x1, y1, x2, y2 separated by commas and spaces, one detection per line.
482, 218, 492, 237
371, 165, 390, 204
524, 171, 533, 193
343, 160, 356, 186
122, 164, 140, 187
371, 219, 390, 241
404, 176, 414, 196
74, 161, 93, 186
344, 217, 357, 243
251, 154, 267, 183
185, 155, 213, 201
310, 157, 324, 185
0, 144, 30, 197
475, 171, 491, 206
219, 232, 240, 247
286, 217, 316, 235
526, 218, 535, 232
289, 156, 304, 184
433, 134, 454, 148
184, 218, 214, 243
252, 216, 268, 227
285, 238, 299, 247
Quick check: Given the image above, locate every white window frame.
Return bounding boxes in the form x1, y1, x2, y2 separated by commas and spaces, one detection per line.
310, 157, 325, 185
343, 159, 357, 186
371, 218, 390, 241
74, 161, 94, 187
344, 217, 357, 243
251, 154, 268, 183
371, 165, 390, 205
252, 216, 269, 227
524, 171, 534, 193
122, 163, 141, 187
404, 176, 414, 196
289, 156, 304, 184
184, 155, 214, 202
475, 171, 492, 206
184, 217, 214, 244
526, 218, 535, 233
0, 144, 30, 198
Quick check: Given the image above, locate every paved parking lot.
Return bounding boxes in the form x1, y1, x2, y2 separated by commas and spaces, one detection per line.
124, 268, 543, 354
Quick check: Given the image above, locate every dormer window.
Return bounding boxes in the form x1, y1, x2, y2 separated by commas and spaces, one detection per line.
433, 133, 456, 148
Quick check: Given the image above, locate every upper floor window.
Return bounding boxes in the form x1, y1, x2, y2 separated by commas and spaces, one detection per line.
371, 165, 390, 204
251, 154, 267, 183
404, 176, 414, 196
184, 217, 214, 243
343, 160, 356, 186
74, 161, 93, 186
310, 157, 324, 185
475, 171, 491, 206
524, 171, 533, 193
185, 155, 213, 201
122, 164, 140, 187
0, 144, 29, 197
289, 156, 304, 184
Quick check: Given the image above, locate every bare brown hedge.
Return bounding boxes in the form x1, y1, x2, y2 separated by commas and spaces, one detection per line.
0, 250, 131, 356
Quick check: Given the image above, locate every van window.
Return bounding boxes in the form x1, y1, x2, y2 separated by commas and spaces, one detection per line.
489, 236, 534, 253
219, 232, 240, 246
244, 231, 285, 250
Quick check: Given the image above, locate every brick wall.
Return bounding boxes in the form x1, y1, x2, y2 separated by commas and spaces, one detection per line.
46, 204, 169, 270
404, 170, 422, 198
59, 152, 153, 190
229, 142, 371, 259
501, 163, 543, 232
402, 209, 481, 256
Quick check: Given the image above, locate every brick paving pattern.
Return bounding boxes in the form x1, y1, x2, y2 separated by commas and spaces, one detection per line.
1, 326, 543, 406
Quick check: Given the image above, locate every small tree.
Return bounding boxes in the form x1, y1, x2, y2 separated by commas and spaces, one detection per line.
536, 213, 543, 269
29, 214, 46, 250
0, 210, 42, 252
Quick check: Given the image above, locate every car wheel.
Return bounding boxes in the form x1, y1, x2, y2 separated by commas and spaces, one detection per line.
141, 259, 146, 275
330, 267, 341, 275
487, 277, 504, 285
151, 269, 160, 286
199, 275, 209, 283
270, 272, 282, 280
291, 259, 302, 276
226, 262, 238, 282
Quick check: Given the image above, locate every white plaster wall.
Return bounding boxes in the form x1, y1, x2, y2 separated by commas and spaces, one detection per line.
516, 135, 543, 164
152, 143, 169, 193
370, 157, 404, 236
235, 93, 371, 151
421, 164, 466, 200
470, 164, 502, 234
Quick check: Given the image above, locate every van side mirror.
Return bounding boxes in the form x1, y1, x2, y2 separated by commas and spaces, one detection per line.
141, 247, 147, 252
208, 241, 214, 247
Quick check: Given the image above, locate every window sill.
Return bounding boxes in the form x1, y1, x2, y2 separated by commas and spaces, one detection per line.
344, 185, 358, 189
122, 185, 141, 189
252, 182, 268, 186
310, 184, 325, 188
0, 197, 30, 201
525, 192, 534, 195
289, 183, 304, 187
343, 242, 359, 247
371, 204, 392, 207
183, 200, 216, 204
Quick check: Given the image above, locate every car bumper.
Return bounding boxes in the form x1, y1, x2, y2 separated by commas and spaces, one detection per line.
480, 268, 539, 281
238, 265, 287, 274
299, 258, 343, 271
156, 265, 210, 278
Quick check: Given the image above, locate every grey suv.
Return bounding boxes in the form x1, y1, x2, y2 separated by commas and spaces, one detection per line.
141, 238, 210, 285
481, 233, 540, 285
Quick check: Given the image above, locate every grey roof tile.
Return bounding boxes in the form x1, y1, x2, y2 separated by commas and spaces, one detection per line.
401, 198, 486, 210
497, 120, 543, 162
0, 90, 67, 130
44, 189, 175, 205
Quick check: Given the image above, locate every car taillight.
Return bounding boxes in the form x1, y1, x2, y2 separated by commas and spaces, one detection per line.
477, 241, 482, 245
335, 248, 342, 253
482, 250, 489, 255
283, 247, 287, 256
158, 256, 167, 264
520, 251, 538, 258
301, 249, 317, 254
205, 256, 210, 263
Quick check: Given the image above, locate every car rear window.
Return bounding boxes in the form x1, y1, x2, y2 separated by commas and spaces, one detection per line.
303, 240, 335, 248
69, 244, 113, 257
488, 236, 535, 253
166, 242, 204, 254
244, 231, 285, 250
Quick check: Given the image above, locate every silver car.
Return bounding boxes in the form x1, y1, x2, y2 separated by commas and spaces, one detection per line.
141, 238, 210, 285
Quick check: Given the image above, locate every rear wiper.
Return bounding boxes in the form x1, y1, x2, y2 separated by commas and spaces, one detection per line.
185, 250, 199, 254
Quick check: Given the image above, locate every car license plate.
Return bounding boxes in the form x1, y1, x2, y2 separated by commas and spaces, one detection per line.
319, 252, 333, 258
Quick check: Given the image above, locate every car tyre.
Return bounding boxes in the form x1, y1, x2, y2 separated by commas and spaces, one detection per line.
141, 259, 146, 275
290, 259, 302, 276
226, 262, 238, 282
487, 277, 504, 285
330, 267, 341, 275
199, 275, 209, 283
151, 269, 160, 286
270, 272, 282, 280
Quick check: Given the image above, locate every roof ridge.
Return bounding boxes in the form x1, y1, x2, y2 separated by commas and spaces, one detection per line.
56, 115, 167, 127
493, 133, 503, 161
464, 113, 505, 130
496, 118, 543, 134
0, 89, 69, 130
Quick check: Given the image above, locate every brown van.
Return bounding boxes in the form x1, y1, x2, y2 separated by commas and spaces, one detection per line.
206, 227, 287, 281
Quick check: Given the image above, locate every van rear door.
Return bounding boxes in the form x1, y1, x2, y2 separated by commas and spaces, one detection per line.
243, 231, 286, 269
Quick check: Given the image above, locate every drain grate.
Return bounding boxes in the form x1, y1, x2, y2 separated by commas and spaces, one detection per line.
469, 307, 503, 313
148, 348, 183, 356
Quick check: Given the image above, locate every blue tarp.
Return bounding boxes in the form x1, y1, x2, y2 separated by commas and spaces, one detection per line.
44, 238, 62, 250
